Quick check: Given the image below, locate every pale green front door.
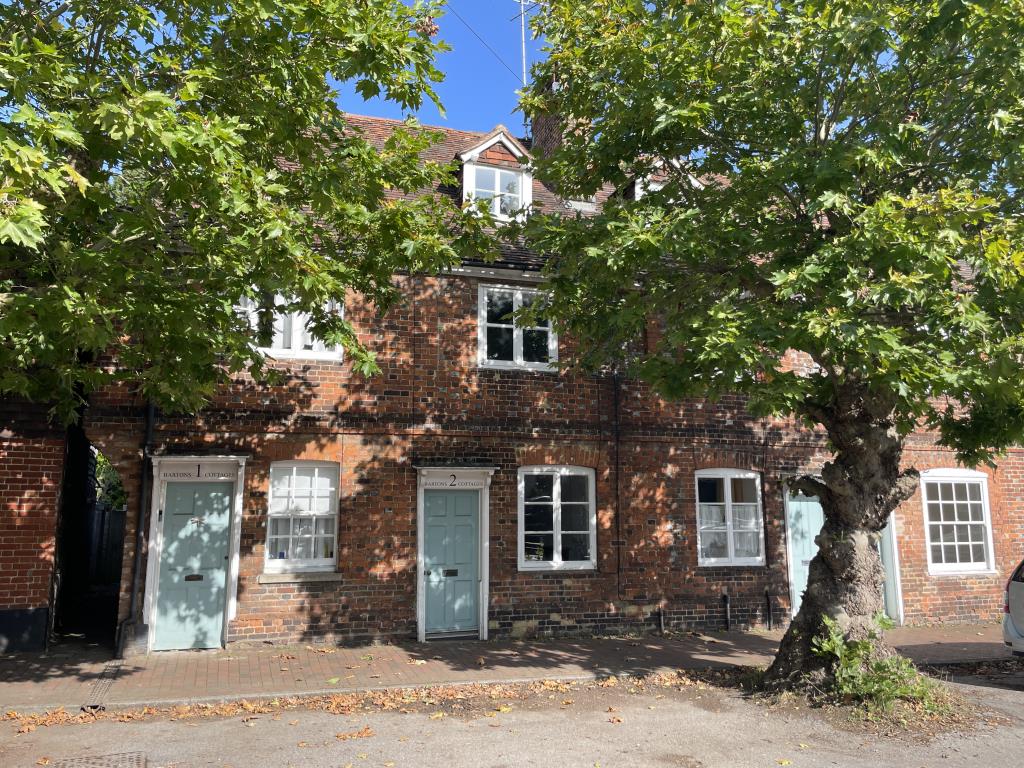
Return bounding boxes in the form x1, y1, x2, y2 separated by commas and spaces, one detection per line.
154, 482, 233, 650
879, 519, 901, 623
786, 490, 825, 616
786, 490, 901, 621
424, 490, 479, 634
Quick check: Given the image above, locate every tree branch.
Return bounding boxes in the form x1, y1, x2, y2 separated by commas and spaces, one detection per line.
880, 468, 920, 513
790, 474, 829, 501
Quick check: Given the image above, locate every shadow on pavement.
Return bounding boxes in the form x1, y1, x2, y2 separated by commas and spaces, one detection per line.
394, 631, 781, 680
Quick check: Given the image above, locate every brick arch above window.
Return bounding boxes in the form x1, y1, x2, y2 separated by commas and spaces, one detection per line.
515, 444, 604, 470
693, 449, 764, 475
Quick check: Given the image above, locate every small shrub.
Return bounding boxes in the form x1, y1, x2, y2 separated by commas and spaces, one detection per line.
812, 614, 949, 715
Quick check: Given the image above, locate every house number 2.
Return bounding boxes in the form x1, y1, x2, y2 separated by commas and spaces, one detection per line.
449, 474, 457, 487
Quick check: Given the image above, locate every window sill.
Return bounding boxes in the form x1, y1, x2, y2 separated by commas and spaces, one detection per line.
262, 350, 344, 362
479, 361, 557, 373
926, 568, 997, 578
697, 561, 766, 568
258, 571, 344, 584
517, 564, 597, 573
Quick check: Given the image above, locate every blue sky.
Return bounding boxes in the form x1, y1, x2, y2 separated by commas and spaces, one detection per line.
335, 1, 545, 136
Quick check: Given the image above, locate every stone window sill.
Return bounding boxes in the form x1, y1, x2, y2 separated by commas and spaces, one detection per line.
257, 571, 345, 584
926, 569, 998, 578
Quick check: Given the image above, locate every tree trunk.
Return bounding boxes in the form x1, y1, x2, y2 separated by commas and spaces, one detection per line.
765, 383, 920, 688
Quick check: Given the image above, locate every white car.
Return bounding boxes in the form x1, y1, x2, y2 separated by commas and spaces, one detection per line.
1005, 559, 1024, 655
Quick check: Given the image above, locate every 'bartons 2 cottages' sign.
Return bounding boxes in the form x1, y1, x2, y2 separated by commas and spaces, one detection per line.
419, 470, 492, 490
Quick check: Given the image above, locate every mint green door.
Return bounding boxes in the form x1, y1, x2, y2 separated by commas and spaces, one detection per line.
787, 490, 901, 622
154, 482, 233, 650
879, 518, 902, 623
786, 490, 825, 616
424, 490, 479, 634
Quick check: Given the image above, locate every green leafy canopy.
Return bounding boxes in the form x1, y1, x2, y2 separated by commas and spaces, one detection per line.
522, 0, 1024, 464
0, 0, 492, 422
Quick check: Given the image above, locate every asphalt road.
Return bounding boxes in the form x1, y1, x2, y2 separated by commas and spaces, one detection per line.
1, 674, 1020, 768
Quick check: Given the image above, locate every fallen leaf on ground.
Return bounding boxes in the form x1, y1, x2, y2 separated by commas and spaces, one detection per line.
327, 677, 341, 684
429, 712, 446, 720
36, 759, 50, 765
336, 726, 375, 741
408, 659, 427, 665
608, 716, 623, 724
777, 761, 792, 766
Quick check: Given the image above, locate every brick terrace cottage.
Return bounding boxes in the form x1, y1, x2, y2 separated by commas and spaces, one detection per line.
1, 115, 1021, 654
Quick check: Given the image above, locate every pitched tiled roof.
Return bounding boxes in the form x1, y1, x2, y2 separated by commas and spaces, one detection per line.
342, 113, 602, 272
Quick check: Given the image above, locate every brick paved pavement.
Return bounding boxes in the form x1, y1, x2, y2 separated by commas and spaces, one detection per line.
0, 624, 1009, 713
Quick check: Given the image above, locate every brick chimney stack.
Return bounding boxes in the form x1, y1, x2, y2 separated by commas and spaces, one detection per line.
528, 76, 563, 160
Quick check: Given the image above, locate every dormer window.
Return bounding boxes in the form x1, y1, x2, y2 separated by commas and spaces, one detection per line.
459, 128, 533, 222
469, 167, 522, 218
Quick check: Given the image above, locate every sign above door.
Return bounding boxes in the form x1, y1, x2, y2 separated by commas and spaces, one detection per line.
158, 461, 240, 481
416, 466, 498, 490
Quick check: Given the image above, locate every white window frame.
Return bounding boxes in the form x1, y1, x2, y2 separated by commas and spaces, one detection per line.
695, 468, 766, 567
264, 461, 340, 574
460, 162, 532, 222
239, 295, 344, 362
920, 468, 996, 575
477, 284, 558, 371
517, 466, 597, 572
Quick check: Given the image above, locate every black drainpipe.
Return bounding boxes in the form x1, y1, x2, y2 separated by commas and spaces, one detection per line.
612, 370, 623, 599
117, 400, 155, 657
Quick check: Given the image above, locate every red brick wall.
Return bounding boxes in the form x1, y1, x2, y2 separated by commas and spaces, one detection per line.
0, 437, 65, 611
70, 272, 1023, 645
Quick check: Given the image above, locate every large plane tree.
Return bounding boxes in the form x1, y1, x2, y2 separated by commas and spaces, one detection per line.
1, 0, 490, 422
521, 0, 1024, 684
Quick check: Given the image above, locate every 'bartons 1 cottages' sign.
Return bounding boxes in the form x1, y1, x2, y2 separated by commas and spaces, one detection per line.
159, 462, 239, 481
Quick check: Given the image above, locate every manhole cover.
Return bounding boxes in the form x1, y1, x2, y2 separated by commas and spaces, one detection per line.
51, 753, 146, 768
